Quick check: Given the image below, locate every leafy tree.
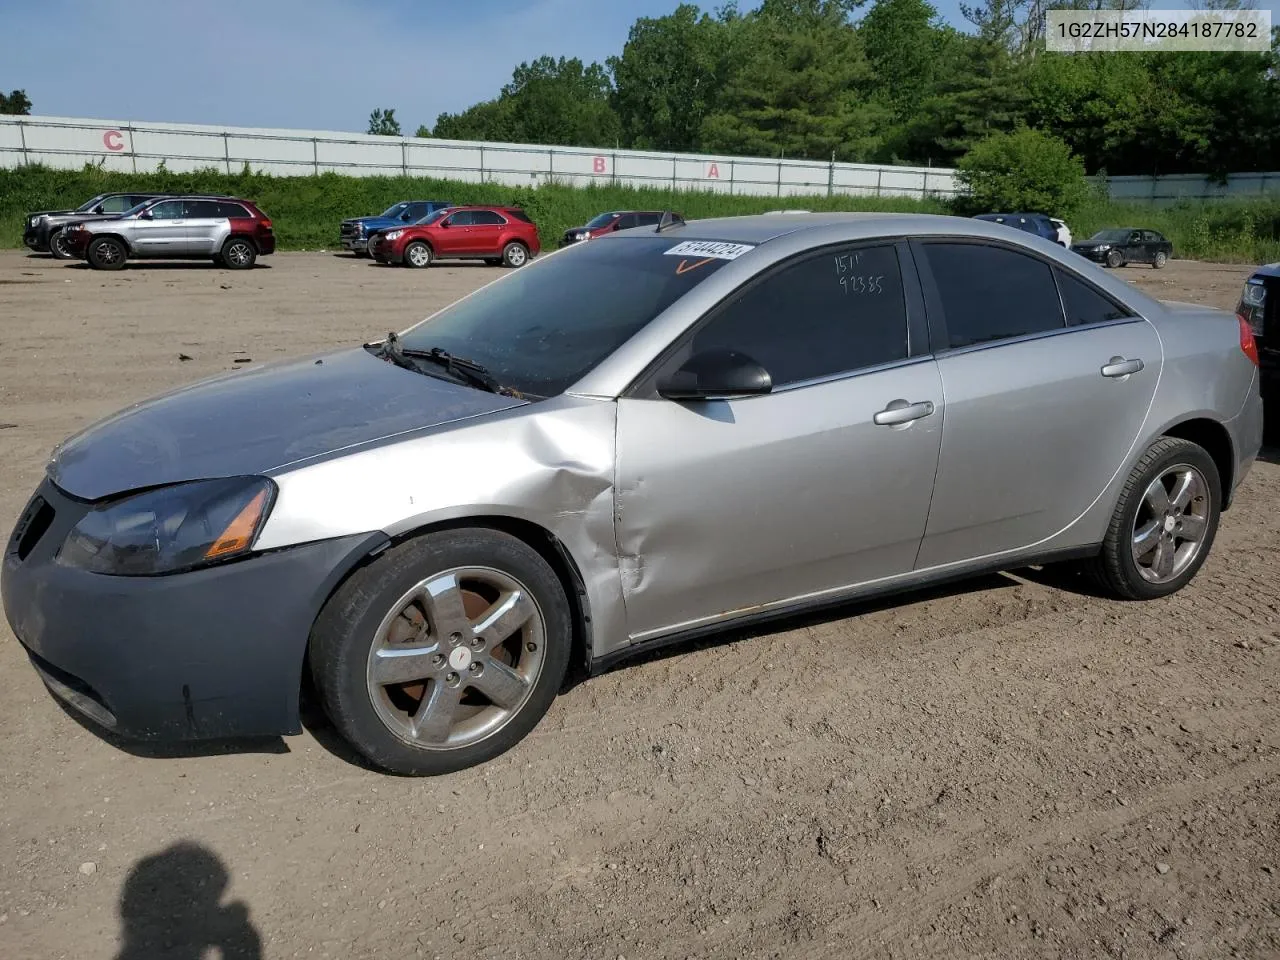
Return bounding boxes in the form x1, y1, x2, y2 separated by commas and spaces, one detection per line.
367, 108, 401, 136
0, 89, 32, 115
955, 127, 1088, 213
434, 56, 619, 147
413, 125, 432, 138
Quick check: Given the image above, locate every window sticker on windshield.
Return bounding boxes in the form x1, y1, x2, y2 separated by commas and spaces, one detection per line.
663, 240, 755, 261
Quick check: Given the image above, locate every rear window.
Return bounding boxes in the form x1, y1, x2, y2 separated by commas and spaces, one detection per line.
506, 209, 533, 223
400, 236, 748, 397
218, 202, 252, 218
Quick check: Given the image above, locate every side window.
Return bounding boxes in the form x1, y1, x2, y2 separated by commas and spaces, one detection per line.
615, 214, 638, 230
183, 200, 224, 219
1128, 231, 1143, 245
217, 202, 250, 219
636, 213, 662, 227
445, 211, 474, 226
146, 200, 185, 220
506, 209, 532, 223
1055, 269, 1135, 327
922, 243, 1064, 349
470, 210, 506, 226
99, 196, 135, 213
688, 244, 909, 388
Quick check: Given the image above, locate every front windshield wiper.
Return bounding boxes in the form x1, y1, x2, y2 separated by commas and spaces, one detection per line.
370, 333, 528, 398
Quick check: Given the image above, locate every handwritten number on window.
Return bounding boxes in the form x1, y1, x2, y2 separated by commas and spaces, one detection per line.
835, 253, 883, 294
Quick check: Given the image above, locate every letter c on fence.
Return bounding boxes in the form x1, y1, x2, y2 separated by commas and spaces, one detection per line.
593, 156, 606, 174
103, 130, 125, 152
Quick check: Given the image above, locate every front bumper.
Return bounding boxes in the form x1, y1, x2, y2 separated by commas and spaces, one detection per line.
1071, 247, 1109, 263
369, 238, 402, 262
341, 235, 368, 251
2, 477, 386, 742
62, 231, 91, 257
23, 226, 49, 251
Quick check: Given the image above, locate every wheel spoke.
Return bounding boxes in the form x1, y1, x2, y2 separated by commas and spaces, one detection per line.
1143, 477, 1171, 514
1132, 519, 1162, 559
371, 642, 440, 686
418, 574, 473, 641
469, 658, 529, 710
1169, 470, 1199, 511
1152, 539, 1175, 580
1178, 513, 1207, 542
410, 680, 462, 743
472, 590, 535, 649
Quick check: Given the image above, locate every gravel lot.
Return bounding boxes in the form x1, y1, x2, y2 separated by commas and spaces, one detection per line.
1, 251, 1277, 960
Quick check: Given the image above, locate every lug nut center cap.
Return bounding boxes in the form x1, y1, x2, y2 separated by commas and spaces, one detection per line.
1163, 515, 1177, 534
448, 647, 473, 671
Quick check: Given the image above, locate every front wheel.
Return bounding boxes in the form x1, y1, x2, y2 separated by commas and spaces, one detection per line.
403, 241, 432, 268
1153, 251, 1168, 269
310, 529, 572, 775
1105, 249, 1124, 268
502, 241, 529, 268
86, 236, 127, 270
48, 229, 75, 260
1086, 437, 1220, 601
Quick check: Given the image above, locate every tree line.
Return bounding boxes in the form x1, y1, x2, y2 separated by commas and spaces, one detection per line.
368, 0, 1279, 177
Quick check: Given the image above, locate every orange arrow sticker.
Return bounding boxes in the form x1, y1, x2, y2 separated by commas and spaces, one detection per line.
675, 257, 715, 275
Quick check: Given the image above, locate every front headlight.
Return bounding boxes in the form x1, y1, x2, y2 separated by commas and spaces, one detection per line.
1096, 244, 1111, 251
575, 232, 589, 241
57, 476, 275, 576
383, 229, 403, 241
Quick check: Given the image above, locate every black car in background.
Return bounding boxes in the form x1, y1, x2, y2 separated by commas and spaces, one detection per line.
1237, 264, 1278, 409
24, 192, 173, 258
1072, 228, 1172, 269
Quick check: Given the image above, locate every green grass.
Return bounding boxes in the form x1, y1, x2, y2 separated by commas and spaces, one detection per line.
4, 164, 1279, 263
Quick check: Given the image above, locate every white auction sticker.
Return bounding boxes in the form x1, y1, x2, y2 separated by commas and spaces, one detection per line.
663, 240, 755, 261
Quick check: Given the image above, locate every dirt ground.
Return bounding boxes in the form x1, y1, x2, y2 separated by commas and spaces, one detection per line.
0, 251, 1277, 960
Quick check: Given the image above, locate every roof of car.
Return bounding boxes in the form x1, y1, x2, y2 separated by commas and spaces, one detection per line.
632, 212, 1060, 246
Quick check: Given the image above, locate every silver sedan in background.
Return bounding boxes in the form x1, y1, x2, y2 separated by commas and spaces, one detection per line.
2, 213, 1263, 775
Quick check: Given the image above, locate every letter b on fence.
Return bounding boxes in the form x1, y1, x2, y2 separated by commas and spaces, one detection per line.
593, 156, 606, 174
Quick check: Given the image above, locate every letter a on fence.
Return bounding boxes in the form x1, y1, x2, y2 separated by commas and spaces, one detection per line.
707, 163, 720, 178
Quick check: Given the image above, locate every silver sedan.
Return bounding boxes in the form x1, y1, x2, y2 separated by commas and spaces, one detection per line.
2, 213, 1264, 775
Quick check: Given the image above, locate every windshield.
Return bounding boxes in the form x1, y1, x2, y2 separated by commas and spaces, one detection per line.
585, 212, 621, 229
417, 208, 450, 225
76, 194, 108, 213
379, 203, 411, 219
1088, 229, 1132, 243
398, 237, 740, 397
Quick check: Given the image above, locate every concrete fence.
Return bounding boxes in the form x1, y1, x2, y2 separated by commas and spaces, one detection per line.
1106, 172, 1280, 204
0, 114, 960, 200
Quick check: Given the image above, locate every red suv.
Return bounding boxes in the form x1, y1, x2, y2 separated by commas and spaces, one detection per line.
369, 205, 539, 269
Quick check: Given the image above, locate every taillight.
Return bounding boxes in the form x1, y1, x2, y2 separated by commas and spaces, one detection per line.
1237, 312, 1260, 366
259, 219, 272, 231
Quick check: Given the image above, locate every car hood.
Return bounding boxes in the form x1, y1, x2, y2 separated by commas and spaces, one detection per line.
48, 347, 527, 501
28, 208, 76, 221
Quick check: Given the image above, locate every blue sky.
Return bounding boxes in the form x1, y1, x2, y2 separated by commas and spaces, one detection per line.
4, 0, 1274, 133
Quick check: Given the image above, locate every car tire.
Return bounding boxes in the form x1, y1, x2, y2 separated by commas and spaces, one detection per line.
1153, 251, 1168, 269
501, 241, 530, 268
309, 528, 572, 776
86, 236, 127, 271
403, 241, 432, 268
1105, 249, 1124, 268
220, 237, 257, 270
1085, 437, 1221, 602
48, 229, 75, 260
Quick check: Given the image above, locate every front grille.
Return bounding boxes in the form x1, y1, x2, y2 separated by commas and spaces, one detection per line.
9, 494, 55, 561
340, 222, 359, 238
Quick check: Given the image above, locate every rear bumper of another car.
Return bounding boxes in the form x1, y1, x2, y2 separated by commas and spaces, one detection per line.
2, 478, 385, 742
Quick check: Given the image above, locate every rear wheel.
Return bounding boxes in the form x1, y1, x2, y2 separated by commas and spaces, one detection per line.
220, 237, 257, 270
502, 241, 529, 268
1086, 437, 1220, 601
310, 529, 572, 776
1105, 249, 1124, 268
1153, 251, 1168, 269
86, 236, 127, 271
403, 241, 432, 268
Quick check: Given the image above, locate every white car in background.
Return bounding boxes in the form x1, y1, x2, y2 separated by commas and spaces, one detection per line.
1051, 217, 1072, 248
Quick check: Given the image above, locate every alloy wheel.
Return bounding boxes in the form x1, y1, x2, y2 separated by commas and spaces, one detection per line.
1131, 463, 1210, 584
365, 566, 546, 750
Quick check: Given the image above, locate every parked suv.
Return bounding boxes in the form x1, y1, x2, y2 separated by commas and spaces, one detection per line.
340, 200, 453, 255
1237, 264, 1278, 406
972, 212, 1064, 245
559, 210, 679, 247
369, 205, 539, 268
64, 196, 276, 270
24, 192, 172, 258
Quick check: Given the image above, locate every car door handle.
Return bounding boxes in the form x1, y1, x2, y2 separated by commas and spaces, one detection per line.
1101, 357, 1144, 378
873, 399, 935, 426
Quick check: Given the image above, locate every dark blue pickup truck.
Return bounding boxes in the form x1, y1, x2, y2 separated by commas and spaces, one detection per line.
340, 200, 453, 254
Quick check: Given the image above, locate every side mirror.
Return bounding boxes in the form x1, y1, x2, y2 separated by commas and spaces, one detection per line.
656, 349, 772, 401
